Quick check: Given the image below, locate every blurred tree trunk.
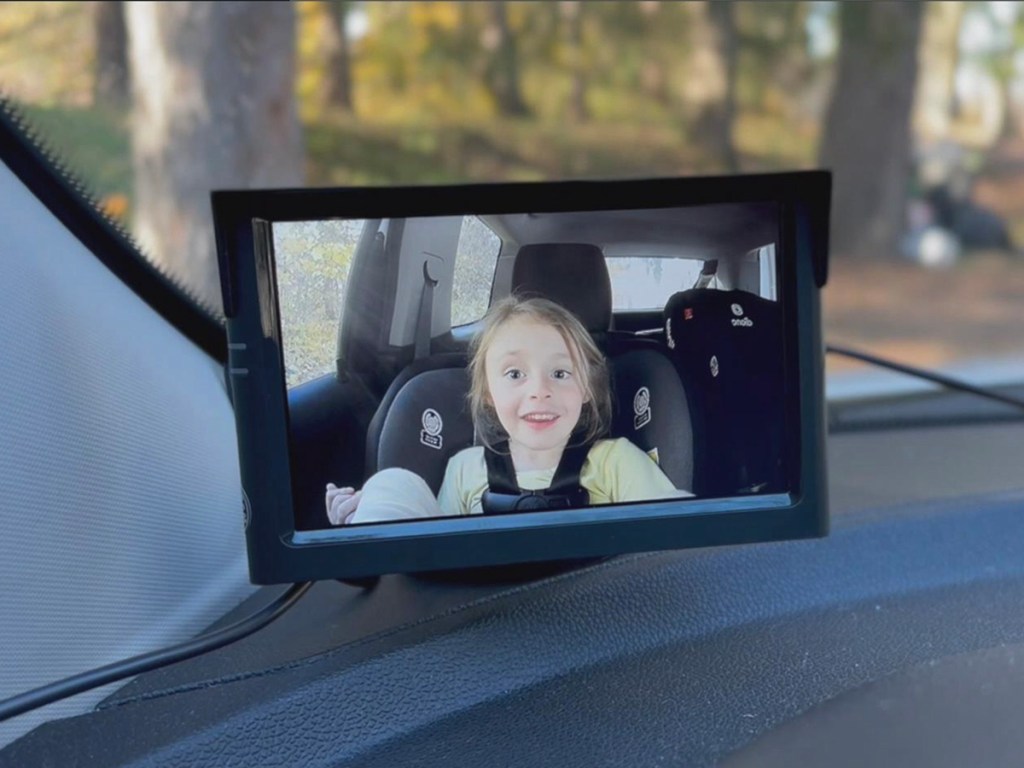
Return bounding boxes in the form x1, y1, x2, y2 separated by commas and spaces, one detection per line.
482, 0, 530, 117
93, 0, 128, 107
635, 3, 670, 106
913, 1, 964, 143
997, 76, 1018, 141
819, 2, 923, 259
741, 2, 816, 117
323, 0, 353, 112
682, 1, 738, 173
562, 1, 589, 123
125, 2, 304, 314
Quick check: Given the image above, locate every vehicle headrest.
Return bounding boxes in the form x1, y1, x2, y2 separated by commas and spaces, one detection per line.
511, 243, 611, 333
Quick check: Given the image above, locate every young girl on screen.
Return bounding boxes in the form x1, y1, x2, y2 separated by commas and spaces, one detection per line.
326, 296, 686, 525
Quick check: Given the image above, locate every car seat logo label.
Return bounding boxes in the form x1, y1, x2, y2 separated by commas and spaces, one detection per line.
666, 318, 675, 349
633, 386, 651, 430
420, 408, 443, 450
684, 307, 694, 320
731, 303, 753, 327
710, 355, 720, 378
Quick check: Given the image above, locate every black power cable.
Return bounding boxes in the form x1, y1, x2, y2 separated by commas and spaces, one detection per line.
0, 581, 312, 724
827, 344, 1024, 413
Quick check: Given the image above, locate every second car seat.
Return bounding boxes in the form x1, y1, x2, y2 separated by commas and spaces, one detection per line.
662, 288, 786, 497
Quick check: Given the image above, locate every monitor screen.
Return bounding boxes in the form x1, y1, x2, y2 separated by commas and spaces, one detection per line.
213, 173, 829, 583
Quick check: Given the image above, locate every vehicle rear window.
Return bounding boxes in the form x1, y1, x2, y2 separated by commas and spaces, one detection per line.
605, 257, 704, 310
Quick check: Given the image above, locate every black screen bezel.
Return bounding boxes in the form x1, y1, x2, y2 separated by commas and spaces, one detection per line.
212, 172, 830, 584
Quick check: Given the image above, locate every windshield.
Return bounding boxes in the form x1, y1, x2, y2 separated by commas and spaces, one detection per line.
2, 0, 1023, 404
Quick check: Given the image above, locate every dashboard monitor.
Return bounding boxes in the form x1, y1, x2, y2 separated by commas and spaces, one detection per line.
212, 173, 830, 583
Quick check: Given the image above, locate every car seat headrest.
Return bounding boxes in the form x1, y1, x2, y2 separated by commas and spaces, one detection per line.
511, 243, 612, 333
663, 288, 779, 351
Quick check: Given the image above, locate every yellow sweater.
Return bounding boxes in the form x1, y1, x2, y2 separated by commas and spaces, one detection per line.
437, 437, 688, 517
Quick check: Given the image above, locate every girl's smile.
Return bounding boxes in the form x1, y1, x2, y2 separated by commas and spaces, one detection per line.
484, 316, 587, 471
522, 411, 560, 428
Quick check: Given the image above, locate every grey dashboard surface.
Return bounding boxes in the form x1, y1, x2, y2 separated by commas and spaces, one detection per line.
3, 419, 1024, 767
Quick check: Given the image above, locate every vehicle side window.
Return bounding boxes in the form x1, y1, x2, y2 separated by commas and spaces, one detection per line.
451, 216, 500, 326
274, 219, 363, 388
758, 244, 777, 300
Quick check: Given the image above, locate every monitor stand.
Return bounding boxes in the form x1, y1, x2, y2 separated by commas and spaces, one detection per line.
340, 557, 605, 590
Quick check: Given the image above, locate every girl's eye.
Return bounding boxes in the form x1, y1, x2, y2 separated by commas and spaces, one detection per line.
504, 369, 524, 381
552, 369, 573, 380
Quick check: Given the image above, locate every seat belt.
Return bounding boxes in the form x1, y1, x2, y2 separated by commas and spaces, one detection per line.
481, 435, 592, 514
414, 260, 438, 359
693, 259, 719, 289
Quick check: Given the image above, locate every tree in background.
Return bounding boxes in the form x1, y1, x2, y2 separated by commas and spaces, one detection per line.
482, 1, 530, 117
682, 1, 739, 172
967, 2, 1024, 143
125, 2, 304, 314
633, 3, 673, 107
819, 1, 923, 259
561, 1, 589, 123
735, 2, 818, 119
92, 0, 128, 108
322, 0, 354, 112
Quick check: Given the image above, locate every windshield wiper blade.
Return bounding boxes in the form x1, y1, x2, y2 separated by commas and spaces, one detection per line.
826, 344, 1024, 413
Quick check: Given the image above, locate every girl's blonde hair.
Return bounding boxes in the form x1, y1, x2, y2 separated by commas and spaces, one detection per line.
468, 295, 612, 450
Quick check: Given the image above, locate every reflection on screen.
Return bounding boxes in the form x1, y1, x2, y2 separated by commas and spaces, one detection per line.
273, 204, 787, 530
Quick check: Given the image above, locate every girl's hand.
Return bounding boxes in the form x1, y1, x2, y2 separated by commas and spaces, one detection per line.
325, 483, 363, 525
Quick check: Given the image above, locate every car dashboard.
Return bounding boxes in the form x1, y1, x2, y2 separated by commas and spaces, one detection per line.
3, 415, 1024, 767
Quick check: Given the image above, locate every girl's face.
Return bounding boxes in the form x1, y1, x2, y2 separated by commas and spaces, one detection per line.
484, 316, 587, 470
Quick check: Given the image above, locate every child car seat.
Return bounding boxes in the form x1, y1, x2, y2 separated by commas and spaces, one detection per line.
662, 288, 786, 497
508, 242, 694, 490
365, 243, 697, 509
365, 354, 474, 495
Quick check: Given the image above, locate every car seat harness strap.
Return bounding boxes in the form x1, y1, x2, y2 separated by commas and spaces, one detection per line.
481, 435, 591, 514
